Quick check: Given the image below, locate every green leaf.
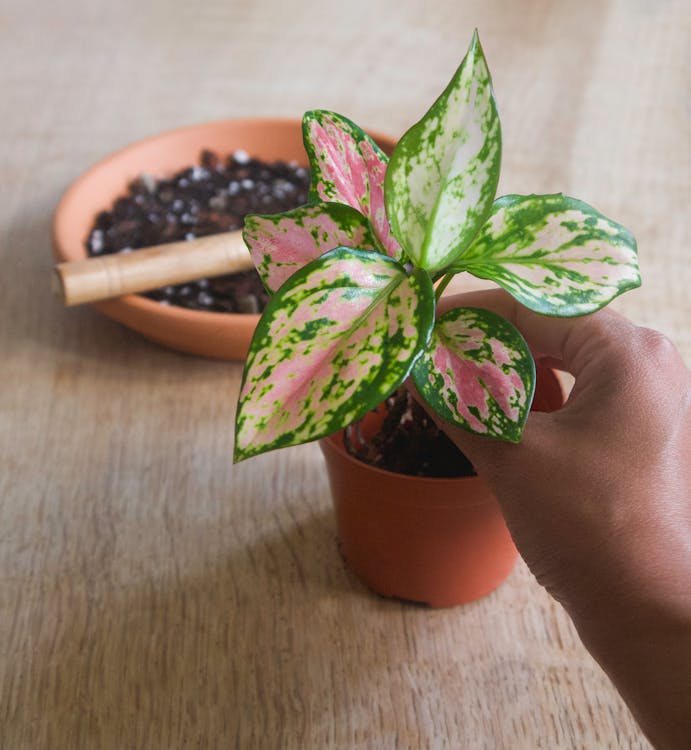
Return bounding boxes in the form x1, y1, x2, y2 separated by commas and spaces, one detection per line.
385, 31, 501, 273
302, 110, 403, 261
234, 248, 435, 461
454, 193, 641, 315
412, 307, 535, 442
243, 202, 379, 293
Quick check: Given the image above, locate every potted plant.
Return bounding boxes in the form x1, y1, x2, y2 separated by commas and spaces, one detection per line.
233, 31, 640, 606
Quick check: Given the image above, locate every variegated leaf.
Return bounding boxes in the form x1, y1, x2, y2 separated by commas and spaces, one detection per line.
235, 248, 435, 461
412, 307, 535, 442
454, 193, 640, 315
302, 110, 403, 261
385, 30, 501, 273
243, 202, 378, 293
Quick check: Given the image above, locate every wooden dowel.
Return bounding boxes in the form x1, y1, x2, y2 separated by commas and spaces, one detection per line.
54, 230, 255, 306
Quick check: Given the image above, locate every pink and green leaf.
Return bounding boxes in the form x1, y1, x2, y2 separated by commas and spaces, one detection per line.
243, 202, 378, 293
412, 307, 535, 442
302, 110, 403, 261
385, 30, 501, 273
454, 193, 641, 316
234, 248, 435, 461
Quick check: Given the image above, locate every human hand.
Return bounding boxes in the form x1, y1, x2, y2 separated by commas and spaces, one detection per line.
427, 289, 691, 749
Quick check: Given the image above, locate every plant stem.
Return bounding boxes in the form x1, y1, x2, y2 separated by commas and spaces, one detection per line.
434, 272, 455, 302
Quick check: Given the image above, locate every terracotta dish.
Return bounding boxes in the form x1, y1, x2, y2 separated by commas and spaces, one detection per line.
52, 118, 395, 360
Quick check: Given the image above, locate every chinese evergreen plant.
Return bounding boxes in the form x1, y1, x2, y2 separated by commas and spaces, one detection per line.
234, 31, 639, 462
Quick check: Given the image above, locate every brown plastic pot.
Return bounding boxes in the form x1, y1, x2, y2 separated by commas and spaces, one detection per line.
52, 118, 396, 360
320, 366, 566, 608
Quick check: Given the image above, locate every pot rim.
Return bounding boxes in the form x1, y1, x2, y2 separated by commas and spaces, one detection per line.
51, 116, 396, 326
319, 429, 496, 512
51, 117, 307, 325
321, 427, 484, 484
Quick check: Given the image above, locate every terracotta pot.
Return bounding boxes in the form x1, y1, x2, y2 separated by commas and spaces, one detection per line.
320, 366, 566, 608
52, 118, 396, 360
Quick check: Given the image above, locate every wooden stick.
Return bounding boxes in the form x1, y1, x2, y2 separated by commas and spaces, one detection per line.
54, 230, 255, 306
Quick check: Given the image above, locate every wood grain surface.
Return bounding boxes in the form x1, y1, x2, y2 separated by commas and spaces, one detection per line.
1, 0, 689, 747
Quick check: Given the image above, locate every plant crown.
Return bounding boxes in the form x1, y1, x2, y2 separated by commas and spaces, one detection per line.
234, 31, 640, 461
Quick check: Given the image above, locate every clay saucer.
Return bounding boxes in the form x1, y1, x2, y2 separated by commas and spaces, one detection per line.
52, 118, 395, 360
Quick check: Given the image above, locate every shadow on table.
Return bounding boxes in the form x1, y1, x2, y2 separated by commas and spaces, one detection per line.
3, 508, 397, 748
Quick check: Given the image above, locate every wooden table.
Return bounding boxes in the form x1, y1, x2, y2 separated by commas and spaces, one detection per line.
2, 1, 688, 747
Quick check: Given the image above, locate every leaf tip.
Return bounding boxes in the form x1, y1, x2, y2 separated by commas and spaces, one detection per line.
232, 434, 248, 463
233, 435, 263, 463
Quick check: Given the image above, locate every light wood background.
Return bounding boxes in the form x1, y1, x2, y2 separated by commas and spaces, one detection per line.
1, 0, 689, 747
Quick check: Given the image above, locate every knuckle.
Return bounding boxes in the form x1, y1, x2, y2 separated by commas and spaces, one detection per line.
632, 327, 687, 381
637, 327, 677, 362
626, 327, 691, 419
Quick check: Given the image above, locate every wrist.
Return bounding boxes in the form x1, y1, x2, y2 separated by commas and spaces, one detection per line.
571, 601, 691, 750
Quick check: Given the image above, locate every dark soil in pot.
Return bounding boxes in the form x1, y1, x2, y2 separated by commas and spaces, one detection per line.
85, 149, 310, 314
344, 387, 476, 478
